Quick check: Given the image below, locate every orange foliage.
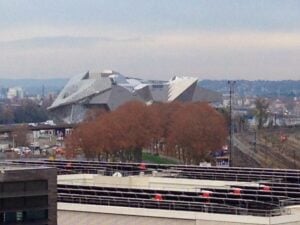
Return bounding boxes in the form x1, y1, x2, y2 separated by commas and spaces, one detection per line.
167, 102, 227, 164
67, 101, 227, 164
113, 101, 159, 161
116, 101, 158, 148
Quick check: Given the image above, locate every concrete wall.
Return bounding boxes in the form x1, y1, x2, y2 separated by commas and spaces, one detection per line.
58, 211, 195, 225
58, 211, 300, 225
58, 203, 300, 225
58, 174, 258, 192
287, 205, 300, 215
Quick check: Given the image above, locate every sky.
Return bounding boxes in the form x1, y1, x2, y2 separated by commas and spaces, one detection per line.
0, 0, 299, 80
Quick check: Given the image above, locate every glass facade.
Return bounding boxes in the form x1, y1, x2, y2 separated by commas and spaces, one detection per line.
0, 180, 49, 224
0, 210, 48, 223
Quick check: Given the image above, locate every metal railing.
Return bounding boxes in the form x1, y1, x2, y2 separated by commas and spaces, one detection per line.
57, 194, 283, 217
280, 198, 300, 207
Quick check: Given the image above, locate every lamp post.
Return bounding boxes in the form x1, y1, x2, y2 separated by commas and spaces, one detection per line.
293, 149, 296, 169
12, 134, 16, 149
228, 81, 236, 167
253, 130, 257, 152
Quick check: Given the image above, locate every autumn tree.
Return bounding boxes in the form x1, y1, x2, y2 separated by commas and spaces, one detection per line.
84, 108, 107, 122
66, 108, 112, 159
67, 101, 159, 162
114, 101, 159, 162
146, 104, 163, 155
148, 102, 183, 155
66, 101, 227, 164
65, 121, 101, 159
167, 103, 227, 164
64, 129, 79, 159
11, 125, 30, 147
93, 111, 126, 161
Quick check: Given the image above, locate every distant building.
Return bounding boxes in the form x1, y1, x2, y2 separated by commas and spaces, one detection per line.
0, 165, 57, 225
49, 70, 222, 123
0, 88, 7, 99
7, 87, 24, 100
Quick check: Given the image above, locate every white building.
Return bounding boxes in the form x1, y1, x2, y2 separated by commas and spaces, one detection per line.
7, 86, 24, 99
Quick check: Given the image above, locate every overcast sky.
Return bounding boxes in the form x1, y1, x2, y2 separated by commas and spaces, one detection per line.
0, 0, 299, 80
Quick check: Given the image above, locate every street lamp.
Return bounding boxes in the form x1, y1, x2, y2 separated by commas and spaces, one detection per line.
253, 130, 257, 152
12, 134, 16, 149
228, 80, 236, 167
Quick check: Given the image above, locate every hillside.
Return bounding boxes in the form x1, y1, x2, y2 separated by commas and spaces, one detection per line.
1, 78, 300, 98
0, 78, 68, 96
199, 80, 300, 97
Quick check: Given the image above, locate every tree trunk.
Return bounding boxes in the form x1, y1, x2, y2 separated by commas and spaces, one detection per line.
133, 147, 143, 162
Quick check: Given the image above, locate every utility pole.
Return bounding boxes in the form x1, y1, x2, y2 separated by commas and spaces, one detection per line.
42, 85, 45, 99
12, 134, 16, 149
253, 131, 257, 152
228, 81, 236, 167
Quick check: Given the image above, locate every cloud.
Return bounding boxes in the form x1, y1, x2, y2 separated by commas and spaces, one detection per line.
151, 31, 300, 50
0, 35, 144, 49
0, 25, 299, 80
1, 24, 299, 51
0, 24, 142, 42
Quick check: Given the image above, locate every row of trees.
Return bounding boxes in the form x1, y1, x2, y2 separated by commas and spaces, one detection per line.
66, 101, 227, 164
0, 99, 49, 124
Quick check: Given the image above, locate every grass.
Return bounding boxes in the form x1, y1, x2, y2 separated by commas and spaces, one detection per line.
142, 152, 179, 164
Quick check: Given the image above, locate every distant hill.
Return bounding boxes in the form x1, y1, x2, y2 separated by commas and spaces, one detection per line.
199, 80, 300, 97
0, 78, 68, 96
1, 78, 299, 98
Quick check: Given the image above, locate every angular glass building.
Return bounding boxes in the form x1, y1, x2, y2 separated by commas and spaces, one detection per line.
49, 70, 221, 123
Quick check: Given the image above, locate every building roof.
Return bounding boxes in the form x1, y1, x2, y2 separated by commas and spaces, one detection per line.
49, 70, 222, 122
10, 159, 300, 223
0, 163, 52, 171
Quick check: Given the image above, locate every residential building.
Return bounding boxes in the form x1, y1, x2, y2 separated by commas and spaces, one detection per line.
7, 87, 24, 100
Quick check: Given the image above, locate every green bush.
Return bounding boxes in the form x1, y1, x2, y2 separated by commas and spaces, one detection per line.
142, 152, 178, 164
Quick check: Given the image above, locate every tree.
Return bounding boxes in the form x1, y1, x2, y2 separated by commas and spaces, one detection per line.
11, 125, 30, 147
93, 111, 126, 161
0, 99, 49, 125
114, 101, 159, 162
149, 102, 183, 155
65, 120, 101, 159
167, 103, 227, 164
146, 104, 164, 155
0, 105, 14, 124
255, 98, 269, 129
14, 99, 49, 123
66, 101, 227, 165
64, 129, 79, 159
66, 101, 158, 162
84, 108, 107, 122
